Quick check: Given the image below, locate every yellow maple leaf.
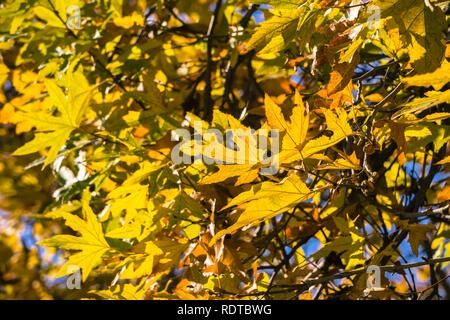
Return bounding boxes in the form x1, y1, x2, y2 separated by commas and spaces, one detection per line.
402, 60, 450, 90
38, 194, 110, 282
209, 174, 313, 245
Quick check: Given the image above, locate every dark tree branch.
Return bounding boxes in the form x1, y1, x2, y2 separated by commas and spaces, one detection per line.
204, 0, 224, 122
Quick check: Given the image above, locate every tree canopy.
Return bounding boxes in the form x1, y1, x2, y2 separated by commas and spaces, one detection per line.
0, 0, 449, 300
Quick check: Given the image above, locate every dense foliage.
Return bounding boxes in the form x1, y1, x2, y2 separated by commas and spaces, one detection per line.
0, 0, 449, 300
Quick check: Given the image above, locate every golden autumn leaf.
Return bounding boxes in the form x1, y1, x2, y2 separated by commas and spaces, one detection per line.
38, 195, 110, 281
1, 0, 449, 301
209, 174, 313, 245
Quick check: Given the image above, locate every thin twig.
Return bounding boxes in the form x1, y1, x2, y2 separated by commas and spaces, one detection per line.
273, 257, 450, 290
204, 0, 224, 121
